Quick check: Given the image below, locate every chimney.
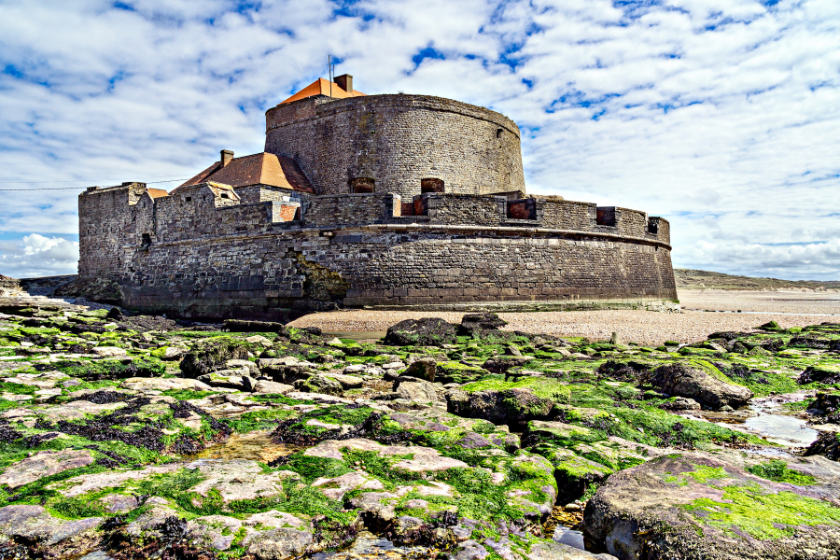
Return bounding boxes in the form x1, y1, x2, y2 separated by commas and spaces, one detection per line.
220, 150, 234, 167
335, 74, 353, 93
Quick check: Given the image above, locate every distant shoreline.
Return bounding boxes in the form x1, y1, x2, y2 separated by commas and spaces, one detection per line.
675, 268, 840, 291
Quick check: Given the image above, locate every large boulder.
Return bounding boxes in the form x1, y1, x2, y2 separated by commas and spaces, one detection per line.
584, 454, 840, 560
646, 362, 753, 409
402, 358, 437, 382
458, 313, 508, 337
383, 318, 457, 347
393, 377, 440, 403
180, 339, 249, 378
447, 386, 555, 425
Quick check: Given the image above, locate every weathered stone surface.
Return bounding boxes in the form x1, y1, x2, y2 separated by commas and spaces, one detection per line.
402, 358, 436, 382
252, 380, 294, 394
0, 449, 94, 489
180, 339, 249, 378
447, 387, 554, 424
187, 515, 243, 551
121, 377, 213, 392
198, 370, 255, 391
244, 527, 313, 560
647, 363, 753, 409
0, 504, 103, 546
90, 346, 127, 358
393, 377, 440, 403
311, 471, 385, 500
53, 464, 184, 497
322, 373, 364, 389
584, 454, 840, 560
527, 541, 617, 560
384, 318, 457, 347
304, 439, 469, 473
458, 313, 508, 337
188, 460, 294, 503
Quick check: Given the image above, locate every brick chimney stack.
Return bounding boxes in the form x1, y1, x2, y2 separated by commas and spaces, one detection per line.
221, 150, 234, 167
335, 74, 353, 93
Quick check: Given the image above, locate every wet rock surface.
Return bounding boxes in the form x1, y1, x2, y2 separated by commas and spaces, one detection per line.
0, 300, 839, 559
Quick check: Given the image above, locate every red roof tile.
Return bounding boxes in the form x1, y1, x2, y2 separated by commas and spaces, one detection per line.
279, 77, 366, 105
146, 188, 169, 198
177, 153, 313, 193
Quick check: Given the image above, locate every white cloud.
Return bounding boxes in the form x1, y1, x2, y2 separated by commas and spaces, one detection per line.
0, 0, 838, 280
0, 234, 79, 278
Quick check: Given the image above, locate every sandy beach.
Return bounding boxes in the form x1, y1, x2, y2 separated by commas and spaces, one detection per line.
288, 289, 840, 346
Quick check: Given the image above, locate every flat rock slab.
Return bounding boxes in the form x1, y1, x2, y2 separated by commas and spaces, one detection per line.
304, 438, 468, 473
91, 346, 127, 358
252, 380, 294, 394
312, 471, 385, 500
121, 377, 213, 392
0, 504, 102, 546
188, 459, 297, 503
0, 449, 94, 489
53, 464, 184, 497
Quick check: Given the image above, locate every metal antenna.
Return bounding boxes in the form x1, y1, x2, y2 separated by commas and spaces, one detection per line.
328, 55, 332, 97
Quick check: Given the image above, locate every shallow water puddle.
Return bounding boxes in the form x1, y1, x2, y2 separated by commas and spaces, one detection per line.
743, 401, 820, 447
184, 431, 299, 462
553, 525, 586, 551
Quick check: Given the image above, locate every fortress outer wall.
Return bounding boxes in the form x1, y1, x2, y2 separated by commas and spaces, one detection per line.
77, 185, 677, 320
264, 94, 527, 199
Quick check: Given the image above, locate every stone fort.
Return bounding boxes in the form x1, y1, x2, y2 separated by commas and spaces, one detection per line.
77, 75, 677, 319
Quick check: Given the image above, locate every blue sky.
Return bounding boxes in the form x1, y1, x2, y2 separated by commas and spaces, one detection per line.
1, 0, 839, 280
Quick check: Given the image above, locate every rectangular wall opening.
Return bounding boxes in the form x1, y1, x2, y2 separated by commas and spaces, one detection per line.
596, 207, 616, 226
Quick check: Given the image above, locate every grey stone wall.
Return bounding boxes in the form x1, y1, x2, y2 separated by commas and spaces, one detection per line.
78, 184, 676, 318
264, 94, 526, 199
303, 194, 399, 227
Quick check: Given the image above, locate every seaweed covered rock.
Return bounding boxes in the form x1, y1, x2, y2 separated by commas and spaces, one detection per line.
646, 362, 753, 409
805, 431, 840, 461
584, 454, 840, 560
799, 365, 840, 385
446, 378, 569, 425
224, 319, 289, 334
402, 358, 436, 382
180, 338, 249, 378
383, 318, 457, 347
458, 313, 508, 337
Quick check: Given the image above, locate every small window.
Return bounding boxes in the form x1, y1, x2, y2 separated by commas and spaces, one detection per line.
141, 233, 151, 249
220, 193, 230, 199
496, 128, 503, 138
421, 178, 445, 193
185, 196, 192, 202
349, 177, 375, 193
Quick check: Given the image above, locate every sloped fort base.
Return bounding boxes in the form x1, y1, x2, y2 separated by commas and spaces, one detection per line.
78, 184, 676, 320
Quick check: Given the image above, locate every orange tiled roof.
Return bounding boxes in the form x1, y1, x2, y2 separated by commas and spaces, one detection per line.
177, 153, 314, 193
279, 77, 366, 105
147, 188, 169, 198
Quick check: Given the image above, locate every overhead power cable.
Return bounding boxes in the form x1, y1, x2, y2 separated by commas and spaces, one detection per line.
0, 178, 188, 191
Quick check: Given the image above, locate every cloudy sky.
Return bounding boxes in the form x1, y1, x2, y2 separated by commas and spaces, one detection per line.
1, 0, 838, 280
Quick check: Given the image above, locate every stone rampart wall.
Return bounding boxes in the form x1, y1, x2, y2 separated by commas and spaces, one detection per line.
78, 184, 675, 317
115, 228, 676, 318
264, 94, 526, 198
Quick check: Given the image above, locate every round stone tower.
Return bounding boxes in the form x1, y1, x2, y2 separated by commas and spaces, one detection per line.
264, 94, 526, 198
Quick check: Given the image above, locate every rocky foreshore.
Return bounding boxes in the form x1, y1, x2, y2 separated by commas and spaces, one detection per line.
0, 296, 838, 560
